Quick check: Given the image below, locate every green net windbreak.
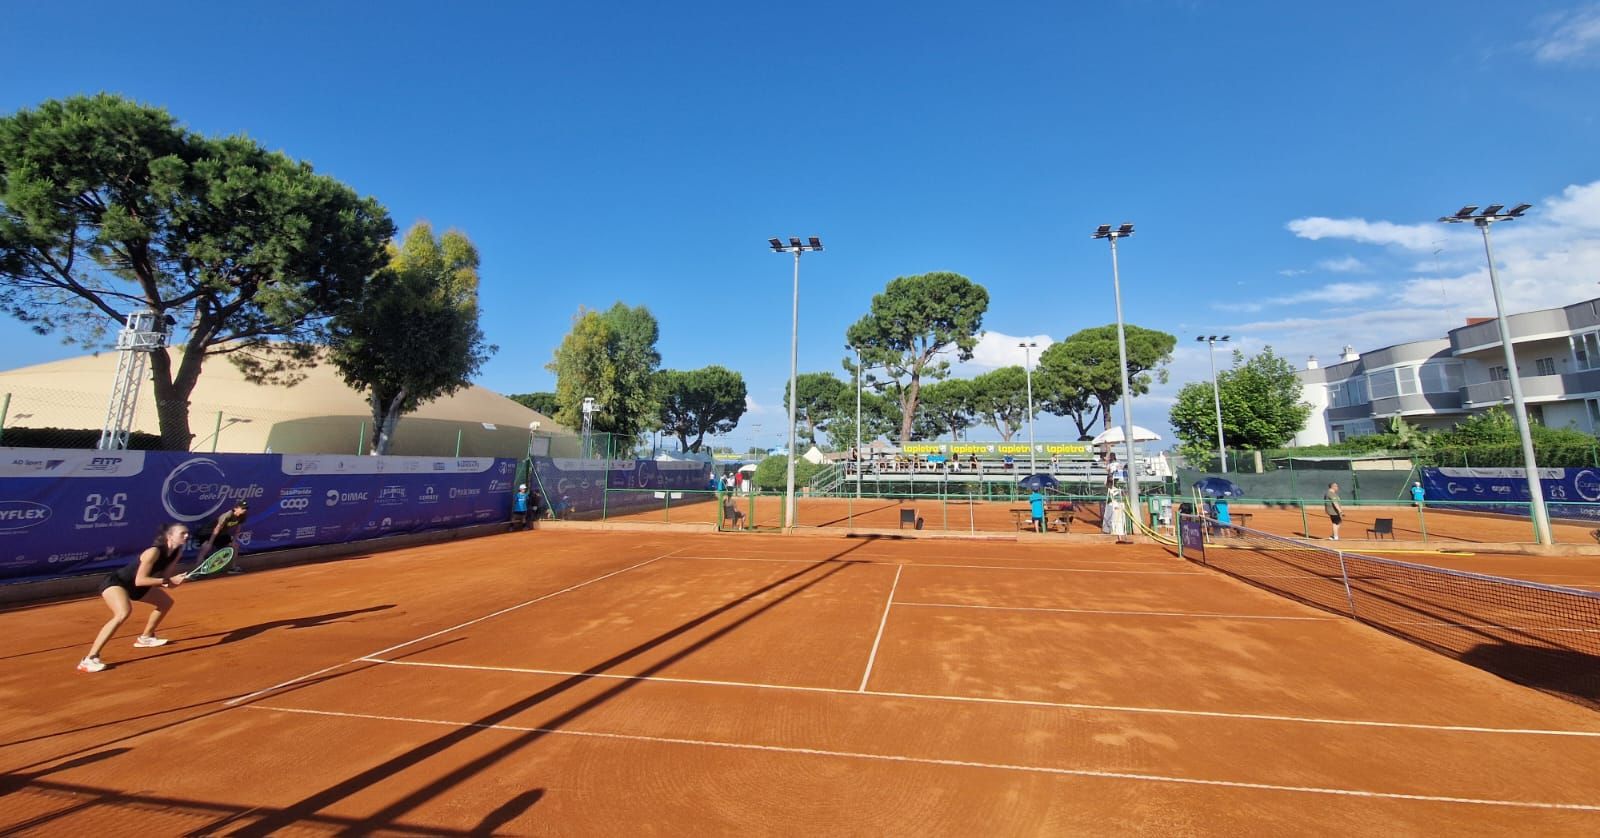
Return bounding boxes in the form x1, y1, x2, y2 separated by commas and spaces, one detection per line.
1180, 514, 1600, 711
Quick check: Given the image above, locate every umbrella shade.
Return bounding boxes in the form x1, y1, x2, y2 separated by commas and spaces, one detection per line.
1192, 477, 1244, 497
1091, 425, 1162, 446
1018, 474, 1061, 492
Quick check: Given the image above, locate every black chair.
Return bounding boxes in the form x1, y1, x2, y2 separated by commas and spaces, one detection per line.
900, 508, 918, 530
1367, 518, 1394, 540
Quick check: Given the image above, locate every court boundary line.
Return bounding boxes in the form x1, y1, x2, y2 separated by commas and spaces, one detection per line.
245, 704, 1600, 811
670, 554, 1207, 576
351, 657, 1600, 738
858, 564, 903, 691
892, 602, 1337, 622
223, 550, 678, 707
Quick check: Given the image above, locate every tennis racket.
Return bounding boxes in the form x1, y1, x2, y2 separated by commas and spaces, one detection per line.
182, 547, 235, 581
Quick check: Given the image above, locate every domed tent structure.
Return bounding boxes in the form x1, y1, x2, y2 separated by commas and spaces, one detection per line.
0, 351, 561, 457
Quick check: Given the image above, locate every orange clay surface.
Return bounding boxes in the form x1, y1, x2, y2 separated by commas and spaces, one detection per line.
573, 495, 1600, 546
4, 530, 1600, 836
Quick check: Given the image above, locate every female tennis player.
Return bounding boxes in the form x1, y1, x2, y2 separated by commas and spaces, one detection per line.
77, 522, 189, 673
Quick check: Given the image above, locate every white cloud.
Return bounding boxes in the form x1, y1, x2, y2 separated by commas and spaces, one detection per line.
1529, 6, 1600, 64
954, 330, 1055, 374
1277, 268, 1309, 277
1316, 256, 1368, 273
744, 395, 767, 414
1286, 217, 1436, 250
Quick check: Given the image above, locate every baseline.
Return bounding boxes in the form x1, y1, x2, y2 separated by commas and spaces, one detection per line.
246, 704, 1600, 812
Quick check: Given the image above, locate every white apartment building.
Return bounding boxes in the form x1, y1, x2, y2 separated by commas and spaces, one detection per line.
1293, 296, 1600, 446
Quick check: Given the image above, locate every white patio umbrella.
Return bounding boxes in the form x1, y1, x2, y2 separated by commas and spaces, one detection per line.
1091, 425, 1162, 446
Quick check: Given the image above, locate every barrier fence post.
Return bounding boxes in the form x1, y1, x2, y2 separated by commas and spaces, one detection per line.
211, 411, 223, 453
454, 429, 463, 457
1417, 502, 1429, 542
356, 421, 365, 455
1299, 500, 1310, 538
0, 392, 9, 445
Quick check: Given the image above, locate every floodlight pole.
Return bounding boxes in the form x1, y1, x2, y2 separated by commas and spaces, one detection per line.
771, 237, 823, 531
1439, 204, 1550, 545
1020, 341, 1038, 474
853, 345, 863, 499
1200, 336, 1230, 473
1093, 224, 1143, 531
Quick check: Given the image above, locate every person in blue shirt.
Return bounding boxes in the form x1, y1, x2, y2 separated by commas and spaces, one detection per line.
511, 484, 530, 531
1411, 482, 1425, 508
1028, 489, 1045, 533
1215, 497, 1232, 528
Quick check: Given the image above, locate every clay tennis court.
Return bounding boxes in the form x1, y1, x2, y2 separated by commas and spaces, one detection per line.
4, 530, 1600, 835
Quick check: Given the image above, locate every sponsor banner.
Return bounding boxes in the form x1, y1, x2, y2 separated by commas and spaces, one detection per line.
1420, 467, 1600, 522
896, 442, 1096, 457
531, 456, 713, 518
0, 450, 517, 583
0, 450, 147, 478
1179, 517, 1207, 559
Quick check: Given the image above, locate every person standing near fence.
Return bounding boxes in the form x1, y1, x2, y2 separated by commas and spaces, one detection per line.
1411, 481, 1425, 508
1028, 489, 1045, 533
1324, 482, 1343, 541
511, 484, 530, 531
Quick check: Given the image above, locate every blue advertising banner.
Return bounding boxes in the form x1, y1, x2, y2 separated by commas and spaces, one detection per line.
529, 457, 714, 518
1419, 467, 1600, 522
0, 450, 518, 583
1178, 517, 1207, 560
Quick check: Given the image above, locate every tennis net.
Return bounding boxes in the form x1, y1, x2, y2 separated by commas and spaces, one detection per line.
1177, 514, 1600, 710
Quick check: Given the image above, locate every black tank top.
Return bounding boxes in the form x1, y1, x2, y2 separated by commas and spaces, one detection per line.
112, 545, 181, 589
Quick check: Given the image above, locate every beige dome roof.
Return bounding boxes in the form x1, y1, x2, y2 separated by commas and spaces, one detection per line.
0, 349, 563, 456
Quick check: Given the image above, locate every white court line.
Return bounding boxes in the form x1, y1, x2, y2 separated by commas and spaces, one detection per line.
893, 601, 1337, 622
223, 551, 676, 707
858, 565, 903, 691
354, 658, 1600, 739
671, 554, 1206, 576
246, 704, 1600, 812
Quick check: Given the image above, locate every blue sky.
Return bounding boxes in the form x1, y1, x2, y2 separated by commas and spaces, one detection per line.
4, 1, 1600, 450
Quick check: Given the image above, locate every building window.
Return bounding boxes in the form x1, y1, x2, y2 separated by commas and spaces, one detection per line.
1574, 331, 1600, 371
1418, 361, 1464, 393
1328, 376, 1368, 408
1535, 357, 1556, 376
1489, 365, 1509, 382
1528, 405, 1545, 426
1588, 399, 1600, 434
1368, 369, 1398, 400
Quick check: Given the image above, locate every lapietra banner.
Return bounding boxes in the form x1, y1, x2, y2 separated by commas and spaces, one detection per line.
0, 449, 518, 583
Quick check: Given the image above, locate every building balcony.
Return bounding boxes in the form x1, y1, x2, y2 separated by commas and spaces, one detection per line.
1460, 369, 1600, 407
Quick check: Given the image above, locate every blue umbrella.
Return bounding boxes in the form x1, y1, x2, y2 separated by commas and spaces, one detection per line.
1192, 477, 1243, 498
1018, 473, 1061, 492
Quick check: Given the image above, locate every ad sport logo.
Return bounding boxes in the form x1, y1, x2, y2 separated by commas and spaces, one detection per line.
161, 458, 265, 522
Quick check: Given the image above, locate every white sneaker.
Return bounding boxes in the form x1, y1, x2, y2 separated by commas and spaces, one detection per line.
77, 656, 106, 673
133, 636, 169, 648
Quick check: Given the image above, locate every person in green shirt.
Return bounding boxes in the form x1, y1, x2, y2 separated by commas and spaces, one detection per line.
1323, 483, 1343, 541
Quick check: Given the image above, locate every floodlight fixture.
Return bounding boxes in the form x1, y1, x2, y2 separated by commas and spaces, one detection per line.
1091, 221, 1143, 530
1437, 202, 1549, 544
769, 235, 826, 530
1454, 205, 1478, 219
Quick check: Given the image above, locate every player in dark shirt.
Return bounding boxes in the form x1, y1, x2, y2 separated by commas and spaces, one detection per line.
79, 523, 190, 672
199, 500, 250, 574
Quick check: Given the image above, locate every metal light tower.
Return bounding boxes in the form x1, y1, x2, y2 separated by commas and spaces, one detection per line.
99, 310, 170, 450
1019, 341, 1038, 474
1197, 335, 1231, 473
770, 236, 823, 531
1439, 203, 1551, 545
1092, 223, 1143, 530
851, 344, 864, 499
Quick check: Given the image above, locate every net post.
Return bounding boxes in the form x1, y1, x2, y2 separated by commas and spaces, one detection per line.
1335, 550, 1357, 615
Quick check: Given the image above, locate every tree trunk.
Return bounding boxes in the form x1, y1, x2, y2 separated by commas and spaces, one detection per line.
898, 373, 921, 444
148, 344, 205, 451
370, 388, 407, 455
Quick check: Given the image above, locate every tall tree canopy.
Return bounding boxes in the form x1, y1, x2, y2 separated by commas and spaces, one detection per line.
657, 365, 747, 452
328, 222, 494, 454
969, 366, 1032, 442
824, 391, 898, 451
1169, 346, 1310, 459
784, 372, 850, 448
913, 377, 977, 441
547, 302, 661, 441
844, 272, 988, 443
507, 392, 559, 417
0, 94, 394, 449
1036, 324, 1175, 437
